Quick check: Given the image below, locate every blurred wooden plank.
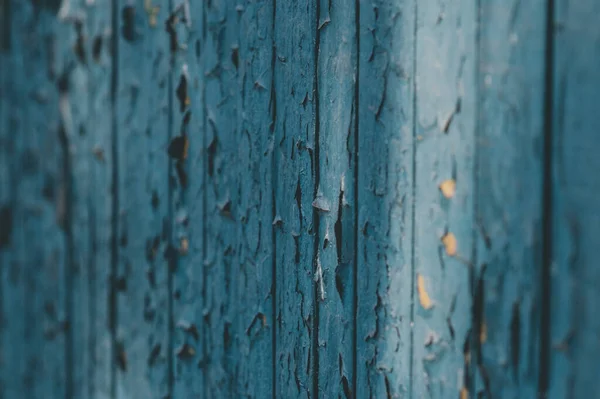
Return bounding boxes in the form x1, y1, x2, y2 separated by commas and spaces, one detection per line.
2, 2, 69, 398
315, 0, 357, 397
355, 0, 415, 397
548, 1, 600, 397
272, 2, 317, 397
85, 0, 115, 397
114, 1, 172, 397
411, 0, 477, 397
169, 1, 205, 397
475, 1, 547, 397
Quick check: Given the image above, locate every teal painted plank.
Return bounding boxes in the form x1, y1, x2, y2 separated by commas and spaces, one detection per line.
355, 0, 415, 397
86, 0, 115, 396
475, 1, 547, 397
4, 3, 69, 398
549, 1, 600, 397
52, 1, 93, 397
315, 0, 357, 397
273, 1, 317, 397
202, 1, 240, 396
0, 4, 11, 395
170, 1, 206, 398
412, 0, 477, 397
231, 1, 275, 396
115, 1, 172, 397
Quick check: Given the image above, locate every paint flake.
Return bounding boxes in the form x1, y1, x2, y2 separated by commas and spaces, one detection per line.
417, 274, 433, 310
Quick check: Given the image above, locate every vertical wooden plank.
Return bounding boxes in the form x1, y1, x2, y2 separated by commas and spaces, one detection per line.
548, 1, 600, 397
86, 0, 116, 396
412, 0, 477, 397
52, 1, 92, 397
315, 0, 357, 397
273, 1, 317, 397
231, 0, 275, 396
355, 0, 415, 397
0, 0, 11, 394
115, 0, 172, 397
475, 1, 547, 397
170, 1, 205, 397
201, 0, 238, 396
4, 3, 70, 398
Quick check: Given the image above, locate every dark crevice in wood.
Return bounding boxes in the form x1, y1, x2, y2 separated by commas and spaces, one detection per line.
538, 0, 555, 395
409, 0, 418, 397
109, 0, 120, 397
201, 3, 208, 397
312, 0, 322, 397
167, 1, 176, 396
270, 1, 278, 397
352, 0, 360, 396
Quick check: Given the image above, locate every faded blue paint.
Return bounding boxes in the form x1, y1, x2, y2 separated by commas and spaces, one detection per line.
1, 1, 600, 399
475, 1, 548, 398
114, 0, 172, 397
549, 1, 600, 397
412, 0, 477, 397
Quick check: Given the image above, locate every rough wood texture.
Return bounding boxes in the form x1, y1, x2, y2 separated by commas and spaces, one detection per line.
355, 0, 415, 398
2, 1, 600, 398
315, 0, 357, 397
548, 1, 600, 397
273, 2, 317, 398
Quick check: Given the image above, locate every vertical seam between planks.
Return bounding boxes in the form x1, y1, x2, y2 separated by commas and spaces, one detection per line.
201, 4, 208, 397
538, 0, 555, 396
409, 0, 418, 397
312, 1, 322, 397
351, 0, 360, 396
109, 0, 120, 397
471, 0, 482, 395
61, 92, 75, 399
270, 1, 278, 397
167, 1, 175, 395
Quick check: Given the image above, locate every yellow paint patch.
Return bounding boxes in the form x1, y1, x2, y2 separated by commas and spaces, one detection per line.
480, 321, 487, 343
417, 274, 433, 310
442, 232, 457, 256
439, 179, 456, 198
144, 0, 160, 27
180, 237, 189, 255
460, 386, 469, 399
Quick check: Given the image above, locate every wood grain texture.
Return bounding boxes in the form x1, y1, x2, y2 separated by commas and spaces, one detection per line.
315, 0, 357, 397
201, 1, 240, 396
272, 2, 317, 397
548, 1, 600, 397
355, 0, 416, 397
170, 1, 205, 398
86, 1, 115, 397
412, 0, 477, 397
114, 1, 172, 397
231, 1, 275, 396
475, 1, 547, 397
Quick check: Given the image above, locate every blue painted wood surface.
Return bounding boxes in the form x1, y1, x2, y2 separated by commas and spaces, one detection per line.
1, 1, 600, 398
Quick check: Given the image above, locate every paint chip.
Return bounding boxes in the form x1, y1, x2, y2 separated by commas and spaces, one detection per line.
480, 321, 487, 343
439, 179, 456, 198
179, 237, 189, 255
460, 387, 469, 399
417, 274, 433, 310
442, 232, 457, 256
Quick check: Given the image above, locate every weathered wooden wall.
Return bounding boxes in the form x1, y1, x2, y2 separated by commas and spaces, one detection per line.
0, 0, 599, 398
